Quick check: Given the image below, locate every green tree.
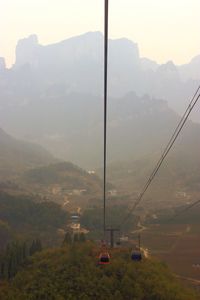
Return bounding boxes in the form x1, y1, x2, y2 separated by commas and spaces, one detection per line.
63, 232, 72, 245
79, 233, 86, 243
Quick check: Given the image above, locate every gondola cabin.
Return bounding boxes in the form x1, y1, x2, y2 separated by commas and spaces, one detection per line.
98, 252, 110, 265
131, 250, 142, 261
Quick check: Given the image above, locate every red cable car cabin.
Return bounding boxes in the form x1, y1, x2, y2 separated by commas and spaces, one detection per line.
98, 252, 110, 265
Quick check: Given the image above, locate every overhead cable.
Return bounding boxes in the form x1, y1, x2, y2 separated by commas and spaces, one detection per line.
103, 0, 109, 233
120, 85, 200, 227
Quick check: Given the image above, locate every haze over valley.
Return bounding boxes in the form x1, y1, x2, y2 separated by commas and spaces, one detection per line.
0, 31, 200, 206
0, 32, 200, 169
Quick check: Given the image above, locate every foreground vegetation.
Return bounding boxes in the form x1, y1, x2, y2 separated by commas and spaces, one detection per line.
0, 241, 198, 300
0, 191, 199, 299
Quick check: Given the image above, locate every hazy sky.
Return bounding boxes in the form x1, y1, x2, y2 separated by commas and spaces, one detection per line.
0, 0, 199, 67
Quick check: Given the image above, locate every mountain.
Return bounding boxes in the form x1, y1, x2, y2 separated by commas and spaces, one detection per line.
19, 162, 104, 208
0, 58, 6, 72
0, 127, 105, 207
23, 161, 99, 186
178, 55, 200, 81
0, 32, 199, 121
0, 128, 56, 179
0, 192, 69, 249
140, 57, 158, 71
1, 90, 200, 169
106, 151, 200, 210
0, 32, 200, 168
13, 33, 141, 97
0, 32, 199, 128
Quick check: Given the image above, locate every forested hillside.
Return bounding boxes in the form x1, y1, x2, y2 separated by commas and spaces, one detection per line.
23, 161, 103, 191
0, 192, 69, 249
106, 150, 200, 209
0, 128, 56, 179
17, 161, 106, 208
0, 242, 198, 300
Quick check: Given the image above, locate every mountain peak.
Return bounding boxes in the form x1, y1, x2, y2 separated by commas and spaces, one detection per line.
17, 34, 39, 46
159, 60, 177, 71
57, 31, 103, 46
83, 31, 103, 37
15, 34, 40, 68
190, 55, 200, 64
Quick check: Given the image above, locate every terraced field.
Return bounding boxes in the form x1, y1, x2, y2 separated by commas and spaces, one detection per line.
141, 224, 200, 282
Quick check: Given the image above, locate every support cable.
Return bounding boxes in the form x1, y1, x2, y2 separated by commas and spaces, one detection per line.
169, 199, 200, 222
119, 85, 200, 227
103, 0, 109, 234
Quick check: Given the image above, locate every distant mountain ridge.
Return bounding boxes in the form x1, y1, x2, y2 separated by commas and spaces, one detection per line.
23, 161, 103, 193
0, 32, 200, 168
0, 91, 199, 169
18, 161, 104, 207
0, 128, 56, 179
0, 32, 199, 117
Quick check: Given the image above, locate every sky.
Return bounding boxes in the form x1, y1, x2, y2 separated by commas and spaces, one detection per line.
0, 0, 200, 67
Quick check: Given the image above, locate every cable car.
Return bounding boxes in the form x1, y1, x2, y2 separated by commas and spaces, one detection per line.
98, 252, 110, 265
131, 250, 142, 261
131, 234, 142, 261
